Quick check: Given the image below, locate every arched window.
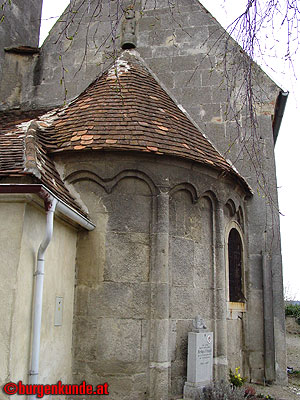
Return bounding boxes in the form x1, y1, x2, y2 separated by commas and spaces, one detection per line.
228, 228, 245, 302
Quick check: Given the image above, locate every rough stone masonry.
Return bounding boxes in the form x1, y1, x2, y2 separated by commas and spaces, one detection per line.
0, 1, 287, 399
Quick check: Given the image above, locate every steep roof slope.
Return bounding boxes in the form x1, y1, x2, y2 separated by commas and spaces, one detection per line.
0, 110, 88, 217
42, 52, 249, 192
0, 109, 48, 174
0, 52, 251, 205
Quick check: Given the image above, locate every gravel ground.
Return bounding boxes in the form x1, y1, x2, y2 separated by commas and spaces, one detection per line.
248, 318, 300, 400
179, 318, 300, 399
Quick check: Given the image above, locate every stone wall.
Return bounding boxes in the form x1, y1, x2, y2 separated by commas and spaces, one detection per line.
56, 151, 247, 399
0, 0, 286, 391
169, 192, 214, 395
0, 0, 42, 83
73, 173, 151, 399
136, 0, 285, 384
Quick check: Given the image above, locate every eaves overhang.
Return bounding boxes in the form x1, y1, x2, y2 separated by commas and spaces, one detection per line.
273, 90, 289, 145
0, 183, 95, 231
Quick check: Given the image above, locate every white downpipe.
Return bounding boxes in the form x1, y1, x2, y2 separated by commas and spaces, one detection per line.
29, 197, 57, 396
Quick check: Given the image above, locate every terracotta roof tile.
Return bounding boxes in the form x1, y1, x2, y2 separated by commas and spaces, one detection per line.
0, 52, 251, 211
38, 53, 249, 191
0, 112, 88, 217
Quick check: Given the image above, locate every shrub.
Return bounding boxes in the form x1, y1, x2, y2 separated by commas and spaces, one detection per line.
244, 386, 256, 396
285, 303, 300, 325
201, 381, 246, 399
198, 381, 274, 400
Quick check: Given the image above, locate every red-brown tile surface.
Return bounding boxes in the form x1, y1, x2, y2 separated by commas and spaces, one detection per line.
0, 110, 48, 174
0, 54, 250, 216
41, 55, 249, 191
0, 111, 88, 217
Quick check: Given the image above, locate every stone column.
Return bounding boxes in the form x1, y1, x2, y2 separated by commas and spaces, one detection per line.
262, 252, 276, 383
214, 202, 228, 379
149, 187, 170, 399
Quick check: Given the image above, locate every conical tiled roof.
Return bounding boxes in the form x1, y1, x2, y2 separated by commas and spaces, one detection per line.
41, 52, 250, 192
0, 52, 251, 201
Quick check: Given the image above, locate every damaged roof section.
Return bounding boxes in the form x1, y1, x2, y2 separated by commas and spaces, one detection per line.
0, 110, 89, 218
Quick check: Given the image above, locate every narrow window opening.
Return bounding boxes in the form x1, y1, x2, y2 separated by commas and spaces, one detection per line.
228, 228, 244, 302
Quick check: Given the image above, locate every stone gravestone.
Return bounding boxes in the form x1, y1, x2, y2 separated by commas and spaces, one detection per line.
184, 316, 213, 399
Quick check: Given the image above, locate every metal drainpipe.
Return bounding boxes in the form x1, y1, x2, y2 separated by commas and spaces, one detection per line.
29, 196, 57, 397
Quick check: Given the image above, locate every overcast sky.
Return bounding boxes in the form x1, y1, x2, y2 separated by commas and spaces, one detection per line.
40, 0, 300, 299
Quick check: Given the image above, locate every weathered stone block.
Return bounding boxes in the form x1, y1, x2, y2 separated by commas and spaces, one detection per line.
170, 236, 194, 286
174, 319, 193, 361
156, 71, 175, 88
169, 190, 189, 237
149, 28, 177, 46
77, 229, 106, 286
141, 0, 171, 11
104, 232, 150, 282
89, 282, 150, 319
188, 10, 216, 27
96, 318, 142, 362
175, 27, 210, 47
170, 287, 213, 320
160, 11, 190, 29
171, 374, 186, 398
197, 103, 222, 124
246, 291, 264, 352
138, 16, 161, 32
147, 56, 172, 72
74, 286, 89, 316
105, 193, 151, 233
82, 373, 148, 400
73, 317, 98, 361
194, 243, 213, 288
227, 319, 244, 372
137, 46, 153, 59
181, 87, 213, 106
174, 70, 202, 89
149, 364, 169, 399
248, 254, 263, 290
171, 55, 199, 72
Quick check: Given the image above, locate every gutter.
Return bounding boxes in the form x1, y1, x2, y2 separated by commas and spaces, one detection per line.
272, 91, 289, 145
0, 184, 95, 231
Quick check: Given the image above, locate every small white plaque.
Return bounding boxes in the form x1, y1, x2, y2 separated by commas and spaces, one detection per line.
187, 331, 213, 385
54, 296, 63, 326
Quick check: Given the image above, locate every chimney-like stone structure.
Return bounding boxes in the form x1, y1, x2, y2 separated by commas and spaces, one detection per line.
0, 0, 43, 107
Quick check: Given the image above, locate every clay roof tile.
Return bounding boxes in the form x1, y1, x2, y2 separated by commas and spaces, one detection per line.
40, 53, 249, 192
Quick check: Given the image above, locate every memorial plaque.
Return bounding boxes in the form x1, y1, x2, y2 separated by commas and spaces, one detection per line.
187, 331, 213, 384
184, 317, 213, 399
